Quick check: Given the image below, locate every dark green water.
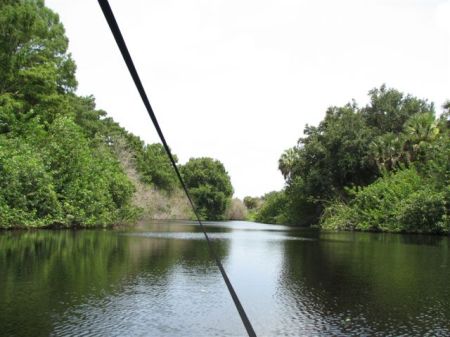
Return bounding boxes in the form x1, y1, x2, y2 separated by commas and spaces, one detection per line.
1, 221, 449, 337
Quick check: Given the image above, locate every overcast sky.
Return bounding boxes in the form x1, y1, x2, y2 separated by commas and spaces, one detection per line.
46, 0, 449, 198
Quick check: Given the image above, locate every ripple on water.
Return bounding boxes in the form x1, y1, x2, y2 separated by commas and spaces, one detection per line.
2, 222, 449, 337
123, 231, 316, 242
51, 271, 245, 337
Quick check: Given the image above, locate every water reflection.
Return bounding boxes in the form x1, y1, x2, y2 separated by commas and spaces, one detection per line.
278, 231, 450, 336
1, 222, 449, 337
0, 225, 232, 337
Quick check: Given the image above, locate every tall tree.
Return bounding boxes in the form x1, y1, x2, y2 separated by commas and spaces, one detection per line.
181, 157, 233, 220
137, 143, 178, 191
271, 85, 435, 225
361, 84, 434, 134
0, 0, 77, 130
0, 0, 139, 227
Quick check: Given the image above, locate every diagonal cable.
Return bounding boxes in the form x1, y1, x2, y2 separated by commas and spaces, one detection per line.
96, 1, 257, 336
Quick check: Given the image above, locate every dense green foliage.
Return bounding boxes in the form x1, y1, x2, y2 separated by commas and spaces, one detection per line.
0, 0, 219, 228
0, 116, 138, 227
243, 196, 259, 210
136, 143, 178, 191
321, 168, 448, 233
0, 0, 137, 227
256, 86, 449, 233
321, 104, 449, 233
254, 191, 288, 224
181, 157, 233, 220
0, 0, 144, 227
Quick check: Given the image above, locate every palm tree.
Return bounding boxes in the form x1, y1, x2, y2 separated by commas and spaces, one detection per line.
404, 112, 439, 162
279, 148, 299, 180
369, 133, 407, 172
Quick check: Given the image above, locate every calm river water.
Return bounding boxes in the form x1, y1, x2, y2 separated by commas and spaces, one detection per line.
1, 221, 449, 337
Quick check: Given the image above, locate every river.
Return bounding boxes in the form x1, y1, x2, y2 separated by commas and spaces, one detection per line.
1, 221, 449, 337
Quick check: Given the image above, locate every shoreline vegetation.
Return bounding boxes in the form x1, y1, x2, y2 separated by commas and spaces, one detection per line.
1, 1, 448, 233
0, 1, 236, 229
248, 88, 449, 234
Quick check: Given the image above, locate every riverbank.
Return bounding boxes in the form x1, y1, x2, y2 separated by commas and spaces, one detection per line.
247, 87, 449, 234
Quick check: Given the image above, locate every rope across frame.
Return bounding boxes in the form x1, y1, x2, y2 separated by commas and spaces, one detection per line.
96, 1, 258, 336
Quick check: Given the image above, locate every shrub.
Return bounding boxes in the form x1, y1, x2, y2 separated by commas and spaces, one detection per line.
255, 191, 288, 224
225, 198, 248, 220
320, 201, 357, 231
397, 190, 447, 233
0, 138, 61, 227
321, 168, 449, 233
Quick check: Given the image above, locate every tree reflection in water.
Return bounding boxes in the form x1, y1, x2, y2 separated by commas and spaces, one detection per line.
278, 231, 450, 336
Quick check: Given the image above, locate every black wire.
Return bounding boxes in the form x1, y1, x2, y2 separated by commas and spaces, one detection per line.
96, 1, 257, 336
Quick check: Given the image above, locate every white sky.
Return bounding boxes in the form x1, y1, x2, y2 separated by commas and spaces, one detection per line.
46, 0, 449, 199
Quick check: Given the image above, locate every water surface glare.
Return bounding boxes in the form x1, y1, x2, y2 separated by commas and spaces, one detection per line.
1, 221, 449, 337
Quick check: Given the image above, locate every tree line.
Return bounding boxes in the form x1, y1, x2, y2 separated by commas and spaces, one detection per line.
0, 0, 234, 228
250, 86, 449, 233
4, 1, 447, 232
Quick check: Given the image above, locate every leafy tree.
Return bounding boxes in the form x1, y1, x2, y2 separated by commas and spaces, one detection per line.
243, 196, 259, 210
264, 85, 439, 227
0, 0, 77, 129
137, 143, 178, 191
44, 117, 136, 226
0, 1, 141, 227
181, 157, 233, 220
322, 106, 449, 233
255, 191, 288, 224
361, 84, 434, 134
279, 103, 376, 224
0, 0, 77, 93
0, 137, 60, 227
